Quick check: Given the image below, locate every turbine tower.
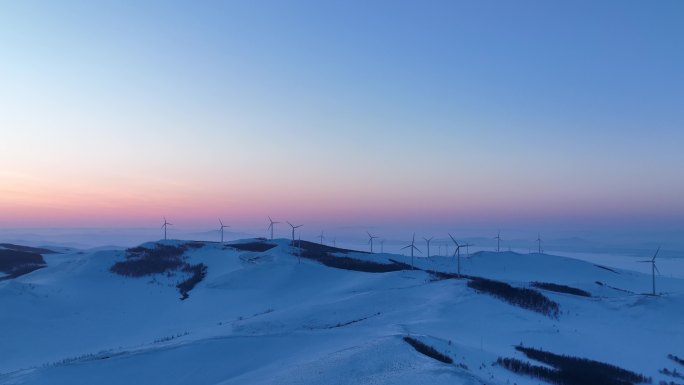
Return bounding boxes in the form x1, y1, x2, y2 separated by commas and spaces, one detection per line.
380, 239, 385, 253
318, 230, 325, 245
267, 216, 280, 240
536, 233, 542, 254
367, 231, 378, 253
401, 233, 421, 270
423, 236, 434, 259
218, 219, 229, 243
161, 217, 172, 241
449, 234, 471, 277
638, 247, 661, 296
494, 231, 502, 252
287, 221, 303, 243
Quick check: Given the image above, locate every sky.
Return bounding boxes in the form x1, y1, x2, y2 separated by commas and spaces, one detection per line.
1, 0, 683, 241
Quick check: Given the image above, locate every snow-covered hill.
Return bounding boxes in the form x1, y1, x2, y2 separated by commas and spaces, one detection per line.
0, 239, 682, 385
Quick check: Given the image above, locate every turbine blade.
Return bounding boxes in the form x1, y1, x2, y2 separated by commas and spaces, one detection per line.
449, 233, 458, 245
653, 246, 660, 261
654, 264, 661, 275
401, 245, 411, 250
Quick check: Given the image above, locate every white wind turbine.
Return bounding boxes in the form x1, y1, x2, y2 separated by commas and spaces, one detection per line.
401, 233, 421, 270
638, 247, 661, 296
161, 217, 172, 241
367, 231, 378, 253
218, 219, 229, 243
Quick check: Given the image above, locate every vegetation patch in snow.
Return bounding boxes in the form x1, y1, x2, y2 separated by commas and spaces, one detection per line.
0, 248, 47, 280
403, 336, 453, 364
468, 277, 560, 317
297, 240, 411, 273
497, 345, 651, 385
531, 282, 591, 297
669, 355, 684, 368
229, 242, 277, 252
110, 244, 207, 299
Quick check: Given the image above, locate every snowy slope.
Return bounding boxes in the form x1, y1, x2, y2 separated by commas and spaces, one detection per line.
0, 239, 682, 385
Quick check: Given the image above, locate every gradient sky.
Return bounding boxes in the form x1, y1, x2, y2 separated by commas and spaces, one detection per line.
1, 0, 683, 235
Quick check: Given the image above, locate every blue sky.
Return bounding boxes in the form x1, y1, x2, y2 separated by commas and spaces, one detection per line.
0, 0, 683, 236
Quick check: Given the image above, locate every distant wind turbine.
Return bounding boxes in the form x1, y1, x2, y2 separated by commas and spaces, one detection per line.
367, 231, 378, 253
494, 231, 502, 252
161, 217, 172, 241
380, 239, 385, 253
218, 219, 229, 243
287, 221, 303, 243
401, 233, 421, 270
638, 247, 661, 296
449, 234, 471, 277
267, 216, 280, 240
536, 233, 542, 254
318, 230, 325, 245
423, 237, 434, 259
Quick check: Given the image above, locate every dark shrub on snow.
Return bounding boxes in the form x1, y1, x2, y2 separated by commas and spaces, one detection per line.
531, 282, 591, 297
403, 336, 453, 364
177, 263, 207, 300
468, 277, 560, 318
230, 242, 277, 252
110, 244, 207, 299
0, 249, 47, 280
296, 240, 410, 273
497, 345, 651, 385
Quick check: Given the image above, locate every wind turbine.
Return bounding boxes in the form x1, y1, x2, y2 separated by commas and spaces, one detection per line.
267, 216, 280, 240
494, 231, 502, 252
218, 219, 229, 243
536, 233, 542, 254
161, 217, 172, 241
423, 236, 434, 259
332, 237, 337, 248
401, 233, 421, 270
318, 230, 325, 245
449, 234, 470, 277
287, 221, 303, 243
380, 239, 385, 253
367, 231, 378, 253
638, 247, 661, 296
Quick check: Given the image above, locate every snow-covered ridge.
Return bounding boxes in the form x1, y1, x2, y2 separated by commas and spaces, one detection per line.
0, 238, 681, 385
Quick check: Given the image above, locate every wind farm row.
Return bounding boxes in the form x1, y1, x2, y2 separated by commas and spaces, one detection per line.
158, 216, 664, 296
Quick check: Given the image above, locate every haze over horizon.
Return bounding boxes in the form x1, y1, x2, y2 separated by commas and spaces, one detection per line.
2, 1, 683, 237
